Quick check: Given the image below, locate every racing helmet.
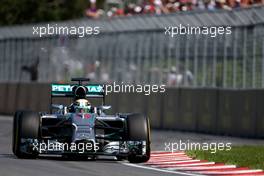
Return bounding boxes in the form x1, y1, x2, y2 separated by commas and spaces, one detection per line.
74, 99, 91, 113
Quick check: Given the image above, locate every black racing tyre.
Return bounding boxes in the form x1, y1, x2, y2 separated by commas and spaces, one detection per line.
126, 114, 151, 163
12, 111, 40, 159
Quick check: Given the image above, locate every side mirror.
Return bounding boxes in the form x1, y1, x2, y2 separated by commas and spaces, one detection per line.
51, 104, 65, 114
97, 105, 111, 115
100, 105, 111, 110
51, 104, 64, 110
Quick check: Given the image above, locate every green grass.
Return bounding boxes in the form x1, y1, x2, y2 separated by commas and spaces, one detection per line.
186, 146, 264, 170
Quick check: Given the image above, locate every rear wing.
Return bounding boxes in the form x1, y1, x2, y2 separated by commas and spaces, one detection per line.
51, 84, 105, 98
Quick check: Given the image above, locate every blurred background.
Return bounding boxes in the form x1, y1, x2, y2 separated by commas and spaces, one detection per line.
0, 0, 263, 87
0, 0, 264, 138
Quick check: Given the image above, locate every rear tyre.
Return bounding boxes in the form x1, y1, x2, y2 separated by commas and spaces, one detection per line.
12, 111, 40, 159
126, 114, 151, 163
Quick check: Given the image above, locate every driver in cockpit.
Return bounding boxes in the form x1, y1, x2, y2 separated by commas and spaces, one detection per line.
69, 99, 91, 113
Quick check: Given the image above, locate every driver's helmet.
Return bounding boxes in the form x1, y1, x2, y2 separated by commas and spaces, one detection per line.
74, 99, 91, 113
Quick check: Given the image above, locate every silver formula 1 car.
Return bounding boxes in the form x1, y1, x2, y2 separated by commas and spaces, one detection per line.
12, 78, 151, 163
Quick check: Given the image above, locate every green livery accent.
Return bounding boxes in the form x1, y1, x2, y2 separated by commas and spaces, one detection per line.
51, 84, 104, 97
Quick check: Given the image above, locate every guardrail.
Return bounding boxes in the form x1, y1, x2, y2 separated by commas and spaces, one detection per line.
1, 83, 263, 138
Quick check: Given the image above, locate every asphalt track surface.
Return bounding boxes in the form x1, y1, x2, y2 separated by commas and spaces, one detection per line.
0, 116, 193, 176
1, 116, 264, 176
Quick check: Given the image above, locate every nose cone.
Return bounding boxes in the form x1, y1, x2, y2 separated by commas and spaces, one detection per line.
75, 86, 87, 99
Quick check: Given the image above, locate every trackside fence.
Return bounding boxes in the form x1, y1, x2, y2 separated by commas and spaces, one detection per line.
0, 6, 263, 88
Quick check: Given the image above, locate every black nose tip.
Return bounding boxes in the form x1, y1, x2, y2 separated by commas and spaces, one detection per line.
75, 86, 87, 99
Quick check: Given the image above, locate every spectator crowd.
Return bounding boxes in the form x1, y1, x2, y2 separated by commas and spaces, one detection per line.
86, 0, 264, 18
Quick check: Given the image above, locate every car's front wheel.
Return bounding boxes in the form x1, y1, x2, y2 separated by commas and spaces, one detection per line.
12, 111, 40, 159
126, 114, 151, 163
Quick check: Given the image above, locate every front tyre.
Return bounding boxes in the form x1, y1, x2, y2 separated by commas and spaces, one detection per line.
126, 114, 151, 163
12, 111, 40, 159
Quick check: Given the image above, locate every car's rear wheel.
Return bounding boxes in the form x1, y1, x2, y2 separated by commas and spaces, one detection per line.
126, 114, 151, 163
12, 111, 40, 158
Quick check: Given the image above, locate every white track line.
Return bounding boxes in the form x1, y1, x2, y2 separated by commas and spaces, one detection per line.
151, 152, 186, 157
147, 159, 201, 165
197, 169, 263, 175
124, 151, 264, 176
122, 162, 204, 176
150, 155, 191, 160
165, 162, 216, 168
147, 160, 193, 164
169, 165, 237, 171
148, 157, 193, 162
150, 155, 188, 159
